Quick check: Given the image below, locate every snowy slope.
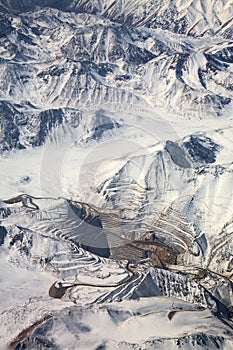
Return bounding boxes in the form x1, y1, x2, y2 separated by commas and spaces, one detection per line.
0, 3, 232, 151
0, 1, 233, 349
0, 116, 233, 348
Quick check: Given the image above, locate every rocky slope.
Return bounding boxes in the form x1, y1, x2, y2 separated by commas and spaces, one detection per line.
0, 1, 233, 349
0, 0, 232, 151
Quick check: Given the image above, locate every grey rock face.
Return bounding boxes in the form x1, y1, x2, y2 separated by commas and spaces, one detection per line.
165, 141, 191, 168
184, 135, 220, 164
0, 101, 26, 152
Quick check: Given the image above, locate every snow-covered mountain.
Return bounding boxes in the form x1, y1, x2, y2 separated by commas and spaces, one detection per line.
0, 0, 232, 151
0, 1, 232, 349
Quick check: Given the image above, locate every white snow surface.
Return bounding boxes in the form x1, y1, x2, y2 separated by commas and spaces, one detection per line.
0, 1, 233, 349
0, 108, 233, 348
